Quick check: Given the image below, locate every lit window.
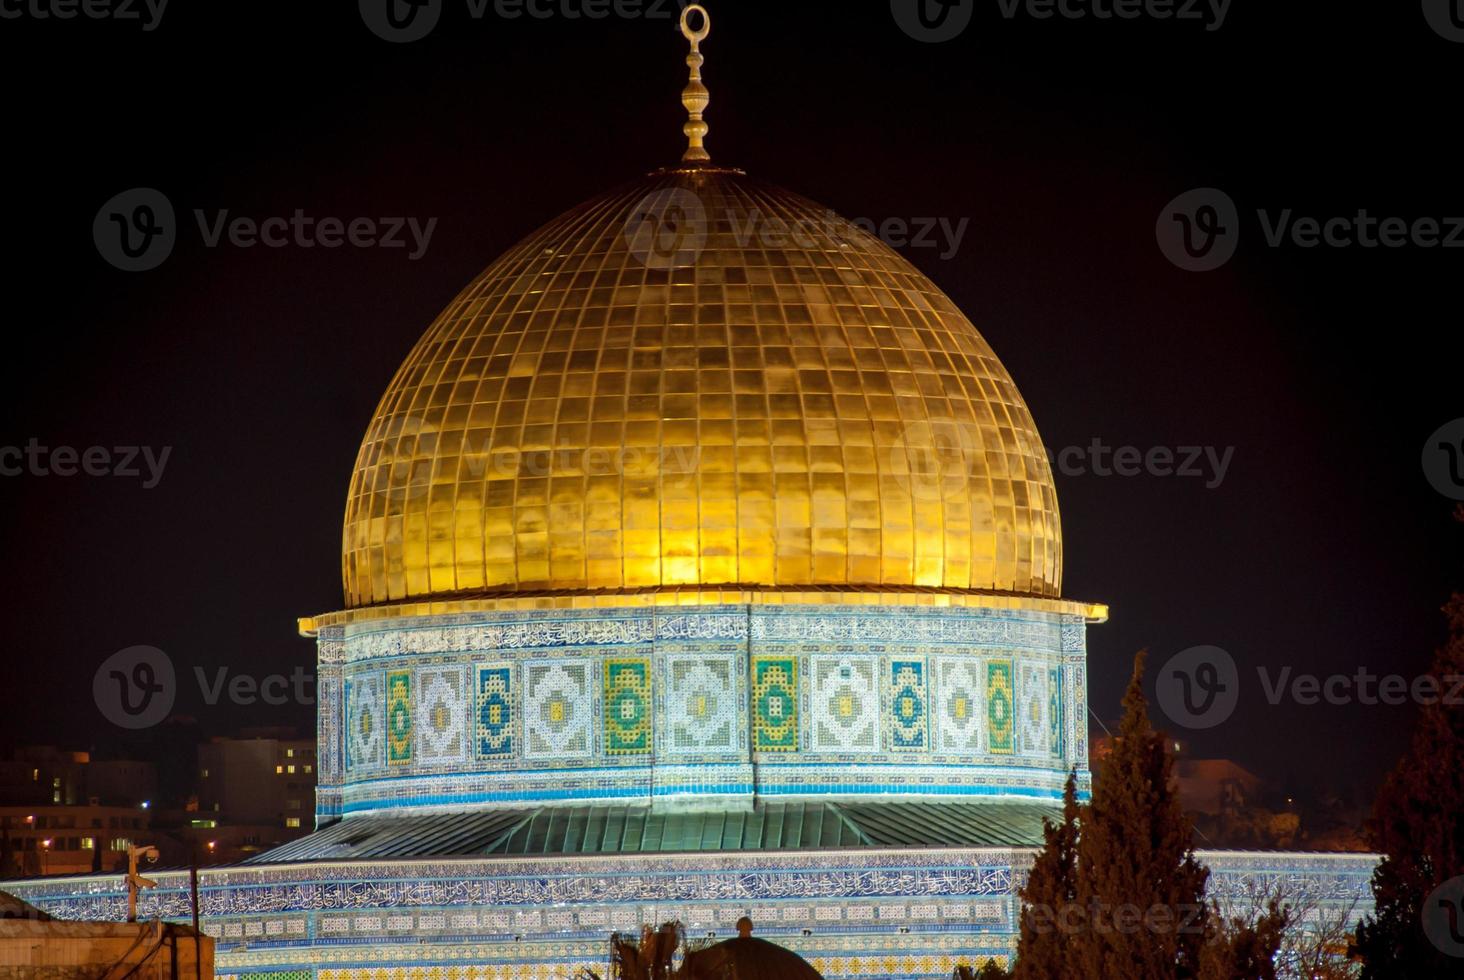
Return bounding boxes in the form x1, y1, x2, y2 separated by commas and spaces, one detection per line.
284, 818, 301, 829
81, 838, 95, 850
275, 766, 283, 774
286, 749, 294, 758
287, 765, 296, 774
52, 791, 60, 803
303, 765, 313, 774
200, 769, 209, 779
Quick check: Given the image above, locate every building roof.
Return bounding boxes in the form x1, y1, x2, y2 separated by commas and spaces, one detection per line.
247, 801, 1057, 863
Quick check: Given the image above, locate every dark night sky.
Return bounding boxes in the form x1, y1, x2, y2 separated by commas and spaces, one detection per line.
1, 1, 1459, 803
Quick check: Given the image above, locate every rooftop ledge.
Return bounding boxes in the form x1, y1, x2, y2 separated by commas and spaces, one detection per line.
298, 588, 1108, 636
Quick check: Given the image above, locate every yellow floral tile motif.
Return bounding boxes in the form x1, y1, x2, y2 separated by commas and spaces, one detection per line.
987, 660, 1014, 755
386, 670, 412, 765
603, 658, 652, 755
753, 655, 798, 751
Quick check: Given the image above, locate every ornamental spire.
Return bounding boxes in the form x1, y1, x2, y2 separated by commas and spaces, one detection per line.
679, 4, 711, 164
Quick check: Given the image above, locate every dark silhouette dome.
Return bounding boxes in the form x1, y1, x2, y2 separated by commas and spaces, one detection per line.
684, 936, 825, 979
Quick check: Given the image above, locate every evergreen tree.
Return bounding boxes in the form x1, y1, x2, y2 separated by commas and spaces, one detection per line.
1072, 651, 1212, 979
1354, 568, 1464, 977
1013, 771, 1081, 980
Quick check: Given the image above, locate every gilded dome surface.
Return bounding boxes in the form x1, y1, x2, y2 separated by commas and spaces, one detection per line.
342, 167, 1062, 609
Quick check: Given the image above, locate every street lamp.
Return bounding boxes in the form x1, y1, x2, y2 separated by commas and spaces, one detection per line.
125, 844, 160, 923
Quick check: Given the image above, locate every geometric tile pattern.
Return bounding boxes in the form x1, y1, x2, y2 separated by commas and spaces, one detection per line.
524, 662, 593, 760
386, 670, 413, 766
986, 661, 1014, 756
416, 666, 468, 765
936, 659, 982, 754
345, 672, 384, 772
474, 665, 514, 760
12, 846, 1380, 980
665, 654, 738, 755
1048, 666, 1063, 760
603, 658, 652, 756
1016, 661, 1048, 758
753, 656, 799, 752
325, 604, 1093, 812
811, 656, 878, 753
888, 660, 928, 751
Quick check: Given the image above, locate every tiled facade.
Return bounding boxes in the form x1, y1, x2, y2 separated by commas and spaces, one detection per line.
314, 604, 1093, 819
11, 603, 1379, 978
6, 847, 1378, 980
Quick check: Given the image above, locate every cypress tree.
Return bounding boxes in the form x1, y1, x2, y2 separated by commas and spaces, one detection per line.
1354, 573, 1464, 977
1073, 651, 1211, 979
1014, 770, 1081, 980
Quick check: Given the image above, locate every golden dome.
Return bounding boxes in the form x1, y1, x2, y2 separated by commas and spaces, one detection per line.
341, 167, 1062, 609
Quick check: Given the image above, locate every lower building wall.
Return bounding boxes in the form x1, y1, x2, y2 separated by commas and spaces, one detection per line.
2, 849, 1376, 980
0, 922, 213, 979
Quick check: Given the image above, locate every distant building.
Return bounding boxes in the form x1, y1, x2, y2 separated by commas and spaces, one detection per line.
0, 805, 151, 877
197, 729, 315, 832
0, 747, 157, 809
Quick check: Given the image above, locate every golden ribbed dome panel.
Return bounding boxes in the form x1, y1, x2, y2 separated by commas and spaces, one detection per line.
342, 169, 1061, 608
